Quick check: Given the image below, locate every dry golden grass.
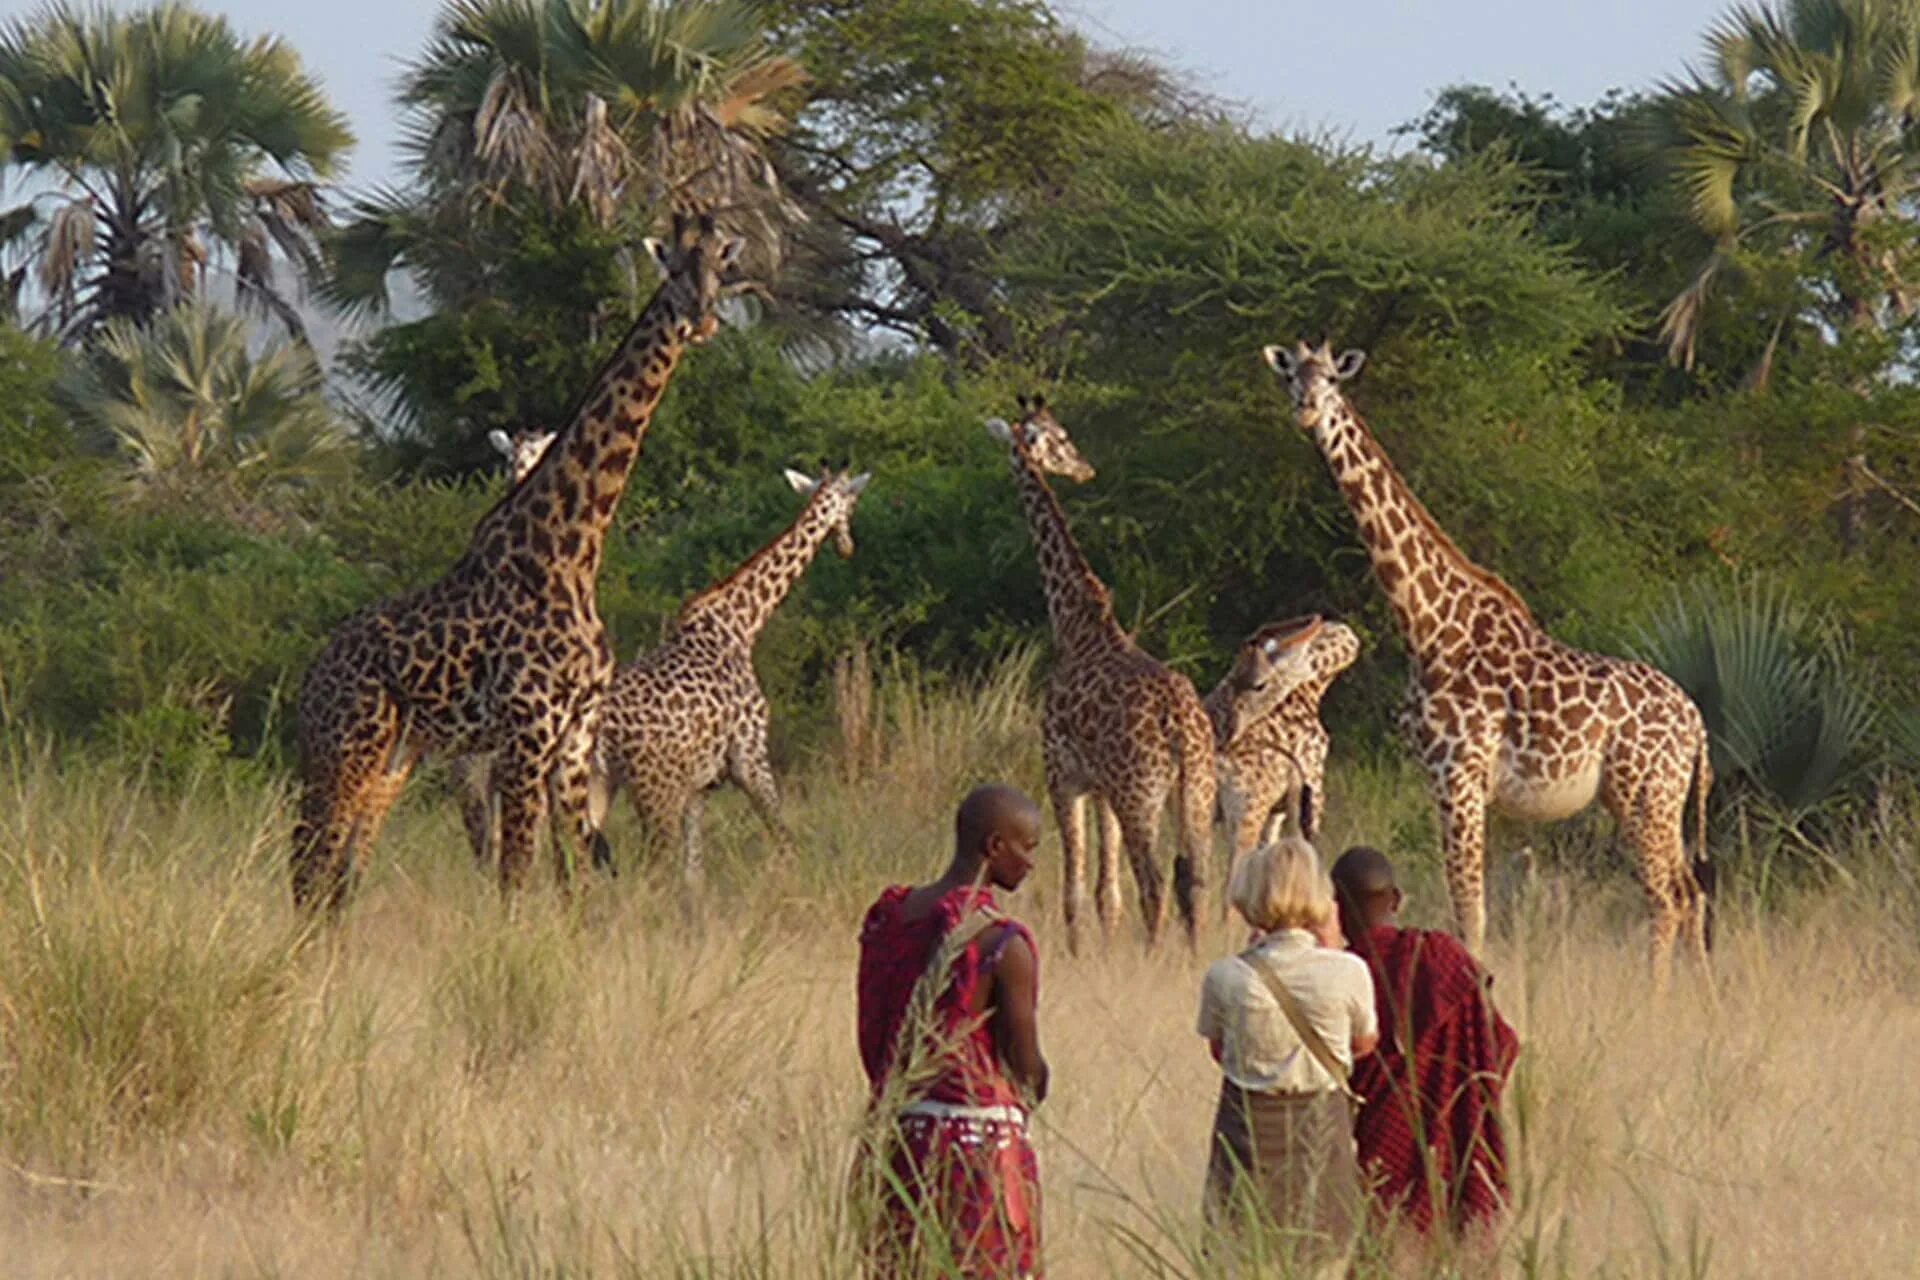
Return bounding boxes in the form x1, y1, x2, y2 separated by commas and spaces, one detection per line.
2, 668, 1915, 1278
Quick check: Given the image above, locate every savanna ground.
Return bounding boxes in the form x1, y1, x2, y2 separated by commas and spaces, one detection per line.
3, 657, 1916, 1279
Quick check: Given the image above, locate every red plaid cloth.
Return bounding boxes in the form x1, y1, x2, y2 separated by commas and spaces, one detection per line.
856, 885, 1042, 1278
1349, 925, 1519, 1235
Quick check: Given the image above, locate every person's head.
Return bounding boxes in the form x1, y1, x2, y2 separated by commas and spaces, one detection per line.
1227, 836, 1335, 936
953, 783, 1043, 891
1330, 845, 1402, 943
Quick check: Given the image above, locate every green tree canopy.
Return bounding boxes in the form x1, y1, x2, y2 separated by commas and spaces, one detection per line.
0, 1, 353, 343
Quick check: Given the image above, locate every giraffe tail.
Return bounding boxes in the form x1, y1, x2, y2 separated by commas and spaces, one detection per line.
1172, 699, 1219, 934
1688, 728, 1716, 952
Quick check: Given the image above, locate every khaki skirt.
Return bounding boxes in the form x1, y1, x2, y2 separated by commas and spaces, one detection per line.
1203, 1079, 1361, 1273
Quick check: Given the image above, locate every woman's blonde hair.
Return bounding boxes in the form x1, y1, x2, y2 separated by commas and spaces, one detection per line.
1228, 836, 1334, 933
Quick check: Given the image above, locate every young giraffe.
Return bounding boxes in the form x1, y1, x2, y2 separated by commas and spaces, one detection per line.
1262, 340, 1713, 979
987, 397, 1217, 952
592, 467, 872, 886
290, 212, 740, 914
1206, 615, 1361, 873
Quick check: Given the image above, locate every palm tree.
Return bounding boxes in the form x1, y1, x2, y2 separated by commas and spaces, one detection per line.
63, 299, 353, 496
0, 1, 353, 344
1659, 0, 1920, 373
326, 0, 803, 315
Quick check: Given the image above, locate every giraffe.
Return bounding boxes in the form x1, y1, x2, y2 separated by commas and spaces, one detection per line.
1206, 614, 1361, 875
987, 396, 1218, 951
592, 466, 872, 886
1262, 340, 1713, 978
448, 426, 610, 873
289, 211, 740, 914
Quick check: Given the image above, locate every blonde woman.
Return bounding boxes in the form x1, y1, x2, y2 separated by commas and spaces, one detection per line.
1197, 836, 1378, 1276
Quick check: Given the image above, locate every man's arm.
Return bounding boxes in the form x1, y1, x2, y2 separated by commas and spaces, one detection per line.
991, 930, 1049, 1104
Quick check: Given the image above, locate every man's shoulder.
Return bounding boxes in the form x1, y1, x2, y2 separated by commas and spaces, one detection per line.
1397, 926, 1479, 968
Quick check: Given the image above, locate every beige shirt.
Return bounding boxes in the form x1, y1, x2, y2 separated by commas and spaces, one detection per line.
1196, 929, 1377, 1094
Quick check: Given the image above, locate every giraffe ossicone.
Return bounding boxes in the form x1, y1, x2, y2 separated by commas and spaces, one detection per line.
1263, 337, 1713, 984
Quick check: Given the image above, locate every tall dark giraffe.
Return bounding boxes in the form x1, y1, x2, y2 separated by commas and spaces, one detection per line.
1264, 340, 1712, 980
290, 213, 739, 913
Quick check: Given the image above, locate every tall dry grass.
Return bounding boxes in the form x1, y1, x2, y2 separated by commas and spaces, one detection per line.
1, 658, 1916, 1278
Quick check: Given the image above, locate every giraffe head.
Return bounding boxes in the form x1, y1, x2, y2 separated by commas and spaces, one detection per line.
984, 393, 1096, 482
783, 466, 873, 558
1216, 614, 1328, 742
642, 209, 744, 344
1261, 341, 1366, 432
487, 427, 558, 484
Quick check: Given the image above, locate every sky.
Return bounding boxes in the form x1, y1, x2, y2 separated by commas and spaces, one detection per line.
102, 0, 1738, 192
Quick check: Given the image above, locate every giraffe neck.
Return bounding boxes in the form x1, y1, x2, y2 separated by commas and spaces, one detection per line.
1312, 400, 1535, 667
465, 289, 689, 582
1008, 452, 1126, 658
678, 494, 839, 644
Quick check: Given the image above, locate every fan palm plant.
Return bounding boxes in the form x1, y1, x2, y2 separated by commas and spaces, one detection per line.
62, 299, 352, 497
326, 0, 803, 316
1632, 577, 1879, 818
0, 1, 354, 344
1658, 0, 1920, 372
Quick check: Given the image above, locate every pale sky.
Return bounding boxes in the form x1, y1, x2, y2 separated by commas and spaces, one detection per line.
54, 0, 1736, 191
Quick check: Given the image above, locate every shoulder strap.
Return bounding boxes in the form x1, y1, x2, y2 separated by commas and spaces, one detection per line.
1242, 951, 1360, 1102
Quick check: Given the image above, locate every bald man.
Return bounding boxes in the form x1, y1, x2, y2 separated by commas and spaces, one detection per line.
1331, 846, 1518, 1241
855, 783, 1049, 1278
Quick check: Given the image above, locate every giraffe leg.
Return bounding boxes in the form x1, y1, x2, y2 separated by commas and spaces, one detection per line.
1050, 781, 1090, 955
1433, 766, 1493, 957
493, 749, 553, 897
679, 791, 707, 890
449, 753, 497, 870
1612, 784, 1693, 993
1094, 799, 1124, 938
729, 734, 798, 858
548, 713, 612, 882
1116, 806, 1169, 949
291, 687, 409, 916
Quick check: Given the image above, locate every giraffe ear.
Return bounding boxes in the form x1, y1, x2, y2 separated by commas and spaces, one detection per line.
846, 471, 873, 495
985, 417, 1013, 443
487, 428, 513, 457
644, 237, 672, 280
783, 467, 819, 494
1261, 345, 1295, 377
1028, 392, 1047, 411
1334, 349, 1367, 380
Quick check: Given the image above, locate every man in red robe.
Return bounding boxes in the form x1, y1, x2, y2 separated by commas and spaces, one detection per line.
855, 784, 1049, 1278
1331, 846, 1519, 1239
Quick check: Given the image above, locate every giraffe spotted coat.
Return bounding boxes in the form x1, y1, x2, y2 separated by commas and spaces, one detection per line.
1263, 340, 1712, 981
1206, 617, 1360, 869
594, 468, 871, 886
289, 213, 740, 914
988, 397, 1217, 952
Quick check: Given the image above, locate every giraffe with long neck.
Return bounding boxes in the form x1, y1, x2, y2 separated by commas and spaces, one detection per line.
290, 212, 739, 913
1206, 615, 1360, 871
593, 467, 871, 885
1263, 340, 1713, 979
989, 397, 1218, 951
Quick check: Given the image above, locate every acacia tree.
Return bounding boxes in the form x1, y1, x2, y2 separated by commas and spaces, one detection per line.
0, 1, 353, 343
765, 0, 1201, 359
